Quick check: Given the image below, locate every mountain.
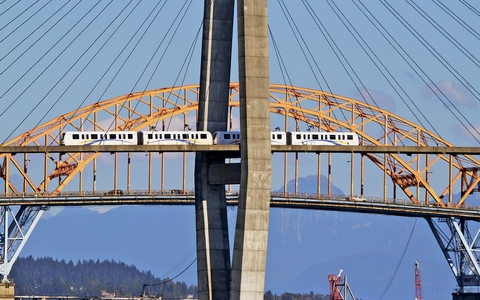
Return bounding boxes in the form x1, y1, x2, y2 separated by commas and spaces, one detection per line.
19, 174, 458, 299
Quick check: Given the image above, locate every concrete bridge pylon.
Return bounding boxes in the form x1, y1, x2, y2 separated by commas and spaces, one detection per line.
195, 0, 235, 299
195, 0, 271, 299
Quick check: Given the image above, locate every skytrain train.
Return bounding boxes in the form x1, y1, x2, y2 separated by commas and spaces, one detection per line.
60, 130, 360, 146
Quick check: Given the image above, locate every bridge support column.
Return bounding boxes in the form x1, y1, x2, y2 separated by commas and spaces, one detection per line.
230, 0, 271, 299
0, 282, 14, 300
195, 0, 235, 299
427, 217, 480, 296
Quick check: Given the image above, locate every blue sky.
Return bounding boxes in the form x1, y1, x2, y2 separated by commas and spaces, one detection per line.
2, 1, 478, 146
2, 0, 480, 298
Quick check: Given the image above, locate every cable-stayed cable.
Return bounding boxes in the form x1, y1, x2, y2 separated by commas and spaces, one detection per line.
459, 0, 480, 17
377, 219, 417, 300
27, 1, 138, 145
325, 0, 440, 144
302, 0, 388, 136
55, 0, 164, 136
0, 1, 90, 113
94, 0, 177, 133
277, 0, 352, 131
380, 0, 480, 143
355, 0, 479, 144
0, 1, 80, 93
0, 0, 21, 17
407, 0, 480, 95
2, 1, 112, 144
433, 0, 480, 40
0, 0, 41, 36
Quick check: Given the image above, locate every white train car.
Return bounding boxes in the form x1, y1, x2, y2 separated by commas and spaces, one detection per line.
287, 132, 359, 146
213, 131, 241, 144
61, 131, 138, 146
270, 132, 287, 145
213, 131, 288, 145
137, 131, 213, 145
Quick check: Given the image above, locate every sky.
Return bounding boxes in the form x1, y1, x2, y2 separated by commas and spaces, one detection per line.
1, 0, 480, 298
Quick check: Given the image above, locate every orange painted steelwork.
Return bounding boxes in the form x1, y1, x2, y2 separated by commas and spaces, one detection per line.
0, 84, 478, 209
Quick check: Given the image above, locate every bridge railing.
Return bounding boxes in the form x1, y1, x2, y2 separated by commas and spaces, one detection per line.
0, 190, 479, 213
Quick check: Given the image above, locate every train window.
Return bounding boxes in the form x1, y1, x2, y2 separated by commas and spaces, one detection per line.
148, 134, 153, 139
91, 134, 98, 139
165, 134, 171, 139
296, 134, 301, 139
127, 134, 132, 139
330, 134, 335, 139
347, 135, 353, 140
312, 134, 318, 139
224, 134, 231, 139
109, 134, 116, 139
183, 134, 189, 139
158, 134, 162, 139
72, 134, 79, 140
201, 133, 207, 139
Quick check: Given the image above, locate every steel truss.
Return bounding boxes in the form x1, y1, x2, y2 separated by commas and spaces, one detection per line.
0, 206, 45, 281
0, 84, 479, 285
427, 217, 480, 293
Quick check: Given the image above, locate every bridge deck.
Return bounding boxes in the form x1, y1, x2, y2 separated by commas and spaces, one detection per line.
2, 191, 479, 220
1, 145, 479, 154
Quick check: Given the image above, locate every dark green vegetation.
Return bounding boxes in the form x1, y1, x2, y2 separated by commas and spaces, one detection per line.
10, 256, 196, 298
11, 256, 332, 299
264, 291, 330, 300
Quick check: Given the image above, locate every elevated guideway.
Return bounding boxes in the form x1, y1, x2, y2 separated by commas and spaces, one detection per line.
1, 145, 479, 155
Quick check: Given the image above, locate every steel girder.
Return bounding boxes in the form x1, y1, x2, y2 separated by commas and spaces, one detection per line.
0, 84, 479, 281
427, 217, 480, 292
0, 206, 45, 281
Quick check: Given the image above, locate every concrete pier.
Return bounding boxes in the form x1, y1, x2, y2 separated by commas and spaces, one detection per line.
195, 0, 235, 299
0, 283, 14, 300
230, 0, 272, 299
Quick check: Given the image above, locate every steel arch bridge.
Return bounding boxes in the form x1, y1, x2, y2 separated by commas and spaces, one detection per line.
1, 83, 480, 289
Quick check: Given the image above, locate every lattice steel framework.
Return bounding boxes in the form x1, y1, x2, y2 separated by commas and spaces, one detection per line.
0, 83, 479, 284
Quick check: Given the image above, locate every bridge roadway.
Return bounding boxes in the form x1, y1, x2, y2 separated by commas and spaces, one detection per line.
2, 190, 479, 221
1, 145, 480, 155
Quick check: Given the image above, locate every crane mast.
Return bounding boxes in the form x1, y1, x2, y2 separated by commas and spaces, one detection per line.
415, 261, 423, 300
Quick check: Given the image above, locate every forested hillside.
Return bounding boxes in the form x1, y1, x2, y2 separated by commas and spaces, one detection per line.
10, 256, 196, 298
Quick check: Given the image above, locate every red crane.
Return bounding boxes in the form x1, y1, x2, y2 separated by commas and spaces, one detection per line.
328, 269, 356, 300
415, 261, 423, 300
328, 269, 343, 300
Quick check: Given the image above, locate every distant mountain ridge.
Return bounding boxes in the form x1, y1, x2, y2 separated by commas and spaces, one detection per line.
19, 174, 458, 299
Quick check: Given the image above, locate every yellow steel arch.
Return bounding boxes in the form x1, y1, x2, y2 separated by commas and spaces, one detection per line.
0, 83, 478, 208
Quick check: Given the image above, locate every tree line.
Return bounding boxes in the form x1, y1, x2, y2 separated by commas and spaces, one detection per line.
10, 256, 332, 299
10, 256, 195, 298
